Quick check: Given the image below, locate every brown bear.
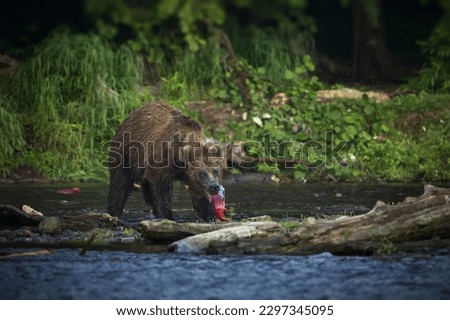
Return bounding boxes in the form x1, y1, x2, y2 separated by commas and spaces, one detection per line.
107, 102, 224, 221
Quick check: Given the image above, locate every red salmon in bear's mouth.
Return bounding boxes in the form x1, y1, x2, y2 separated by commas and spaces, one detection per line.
209, 185, 227, 221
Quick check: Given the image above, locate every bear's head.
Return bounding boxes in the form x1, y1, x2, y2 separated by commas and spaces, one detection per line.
178, 140, 225, 221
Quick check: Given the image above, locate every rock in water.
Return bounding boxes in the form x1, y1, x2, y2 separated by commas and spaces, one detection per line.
39, 217, 62, 235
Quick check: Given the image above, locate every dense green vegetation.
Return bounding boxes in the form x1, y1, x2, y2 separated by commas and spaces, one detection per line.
1, 31, 148, 179
0, 0, 449, 182
408, 7, 450, 92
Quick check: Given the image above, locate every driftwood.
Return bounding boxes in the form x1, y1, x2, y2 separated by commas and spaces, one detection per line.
316, 88, 390, 103
0, 249, 53, 260
21, 205, 44, 219
141, 185, 450, 255
0, 204, 117, 234
0, 204, 44, 227
138, 220, 232, 242
169, 221, 282, 253
138, 215, 272, 242
39, 213, 118, 234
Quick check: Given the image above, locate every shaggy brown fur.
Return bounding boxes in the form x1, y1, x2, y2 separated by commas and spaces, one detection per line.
107, 102, 223, 221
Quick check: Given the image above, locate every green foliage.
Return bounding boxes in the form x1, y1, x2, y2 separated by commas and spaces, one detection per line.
91, 228, 114, 244
0, 96, 26, 176
84, 0, 227, 80
121, 228, 138, 237
2, 30, 145, 180
228, 24, 315, 85
357, 94, 450, 181
280, 220, 303, 230
221, 87, 450, 182
374, 239, 396, 255
408, 14, 450, 92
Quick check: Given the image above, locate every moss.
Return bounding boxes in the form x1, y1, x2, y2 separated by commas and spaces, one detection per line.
90, 228, 114, 245
374, 239, 396, 255
280, 220, 303, 231
122, 228, 138, 237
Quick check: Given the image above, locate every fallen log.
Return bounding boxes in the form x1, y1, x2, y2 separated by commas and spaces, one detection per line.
0, 249, 53, 260
0, 204, 44, 227
0, 204, 118, 234
138, 220, 230, 242
317, 88, 390, 103
168, 185, 450, 255
39, 213, 118, 234
138, 216, 272, 242
169, 221, 281, 253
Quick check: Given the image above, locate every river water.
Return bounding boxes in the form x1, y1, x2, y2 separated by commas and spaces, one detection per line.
1, 181, 449, 299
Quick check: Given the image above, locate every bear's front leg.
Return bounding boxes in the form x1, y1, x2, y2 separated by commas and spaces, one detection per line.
142, 179, 175, 220
192, 196, 216, 222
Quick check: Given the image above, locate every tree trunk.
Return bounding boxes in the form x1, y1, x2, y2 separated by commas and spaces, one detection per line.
352, 0, 393, 82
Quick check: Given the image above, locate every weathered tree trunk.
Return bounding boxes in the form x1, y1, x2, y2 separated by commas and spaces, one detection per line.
138, 219, 235, 242
162, 185, 450, 255
0, 204, 118, 233
169, 221, 282, 253
352, 0, 393, 82
138, 215, 272, 242
39, 213, 118, 234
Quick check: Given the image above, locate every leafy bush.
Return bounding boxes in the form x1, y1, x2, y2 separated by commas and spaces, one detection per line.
218, 86, 450, 182
409, 15, 450, 92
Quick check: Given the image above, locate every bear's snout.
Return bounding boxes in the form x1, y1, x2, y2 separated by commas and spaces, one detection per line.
209, 182, 220, 193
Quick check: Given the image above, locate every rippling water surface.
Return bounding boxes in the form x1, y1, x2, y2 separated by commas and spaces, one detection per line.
1, 250, 449, 299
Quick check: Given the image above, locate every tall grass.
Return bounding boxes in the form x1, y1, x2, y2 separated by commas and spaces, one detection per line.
0, 96, 25, 176
3, 30, 144, 180
158, 39, 226, 104
157, 22, 315, 105
227, 23, 315, 84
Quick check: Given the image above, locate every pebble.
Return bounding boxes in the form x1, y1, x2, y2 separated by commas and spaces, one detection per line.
32, 235, 43, 243
15, 229, 33, 238
61, 229, 74, 237
0, 230, 17, 240
40, 233, 54, 242
120, 237, 136, 243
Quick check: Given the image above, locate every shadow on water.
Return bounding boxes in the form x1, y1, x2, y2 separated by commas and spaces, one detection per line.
0, 181, 449, 299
